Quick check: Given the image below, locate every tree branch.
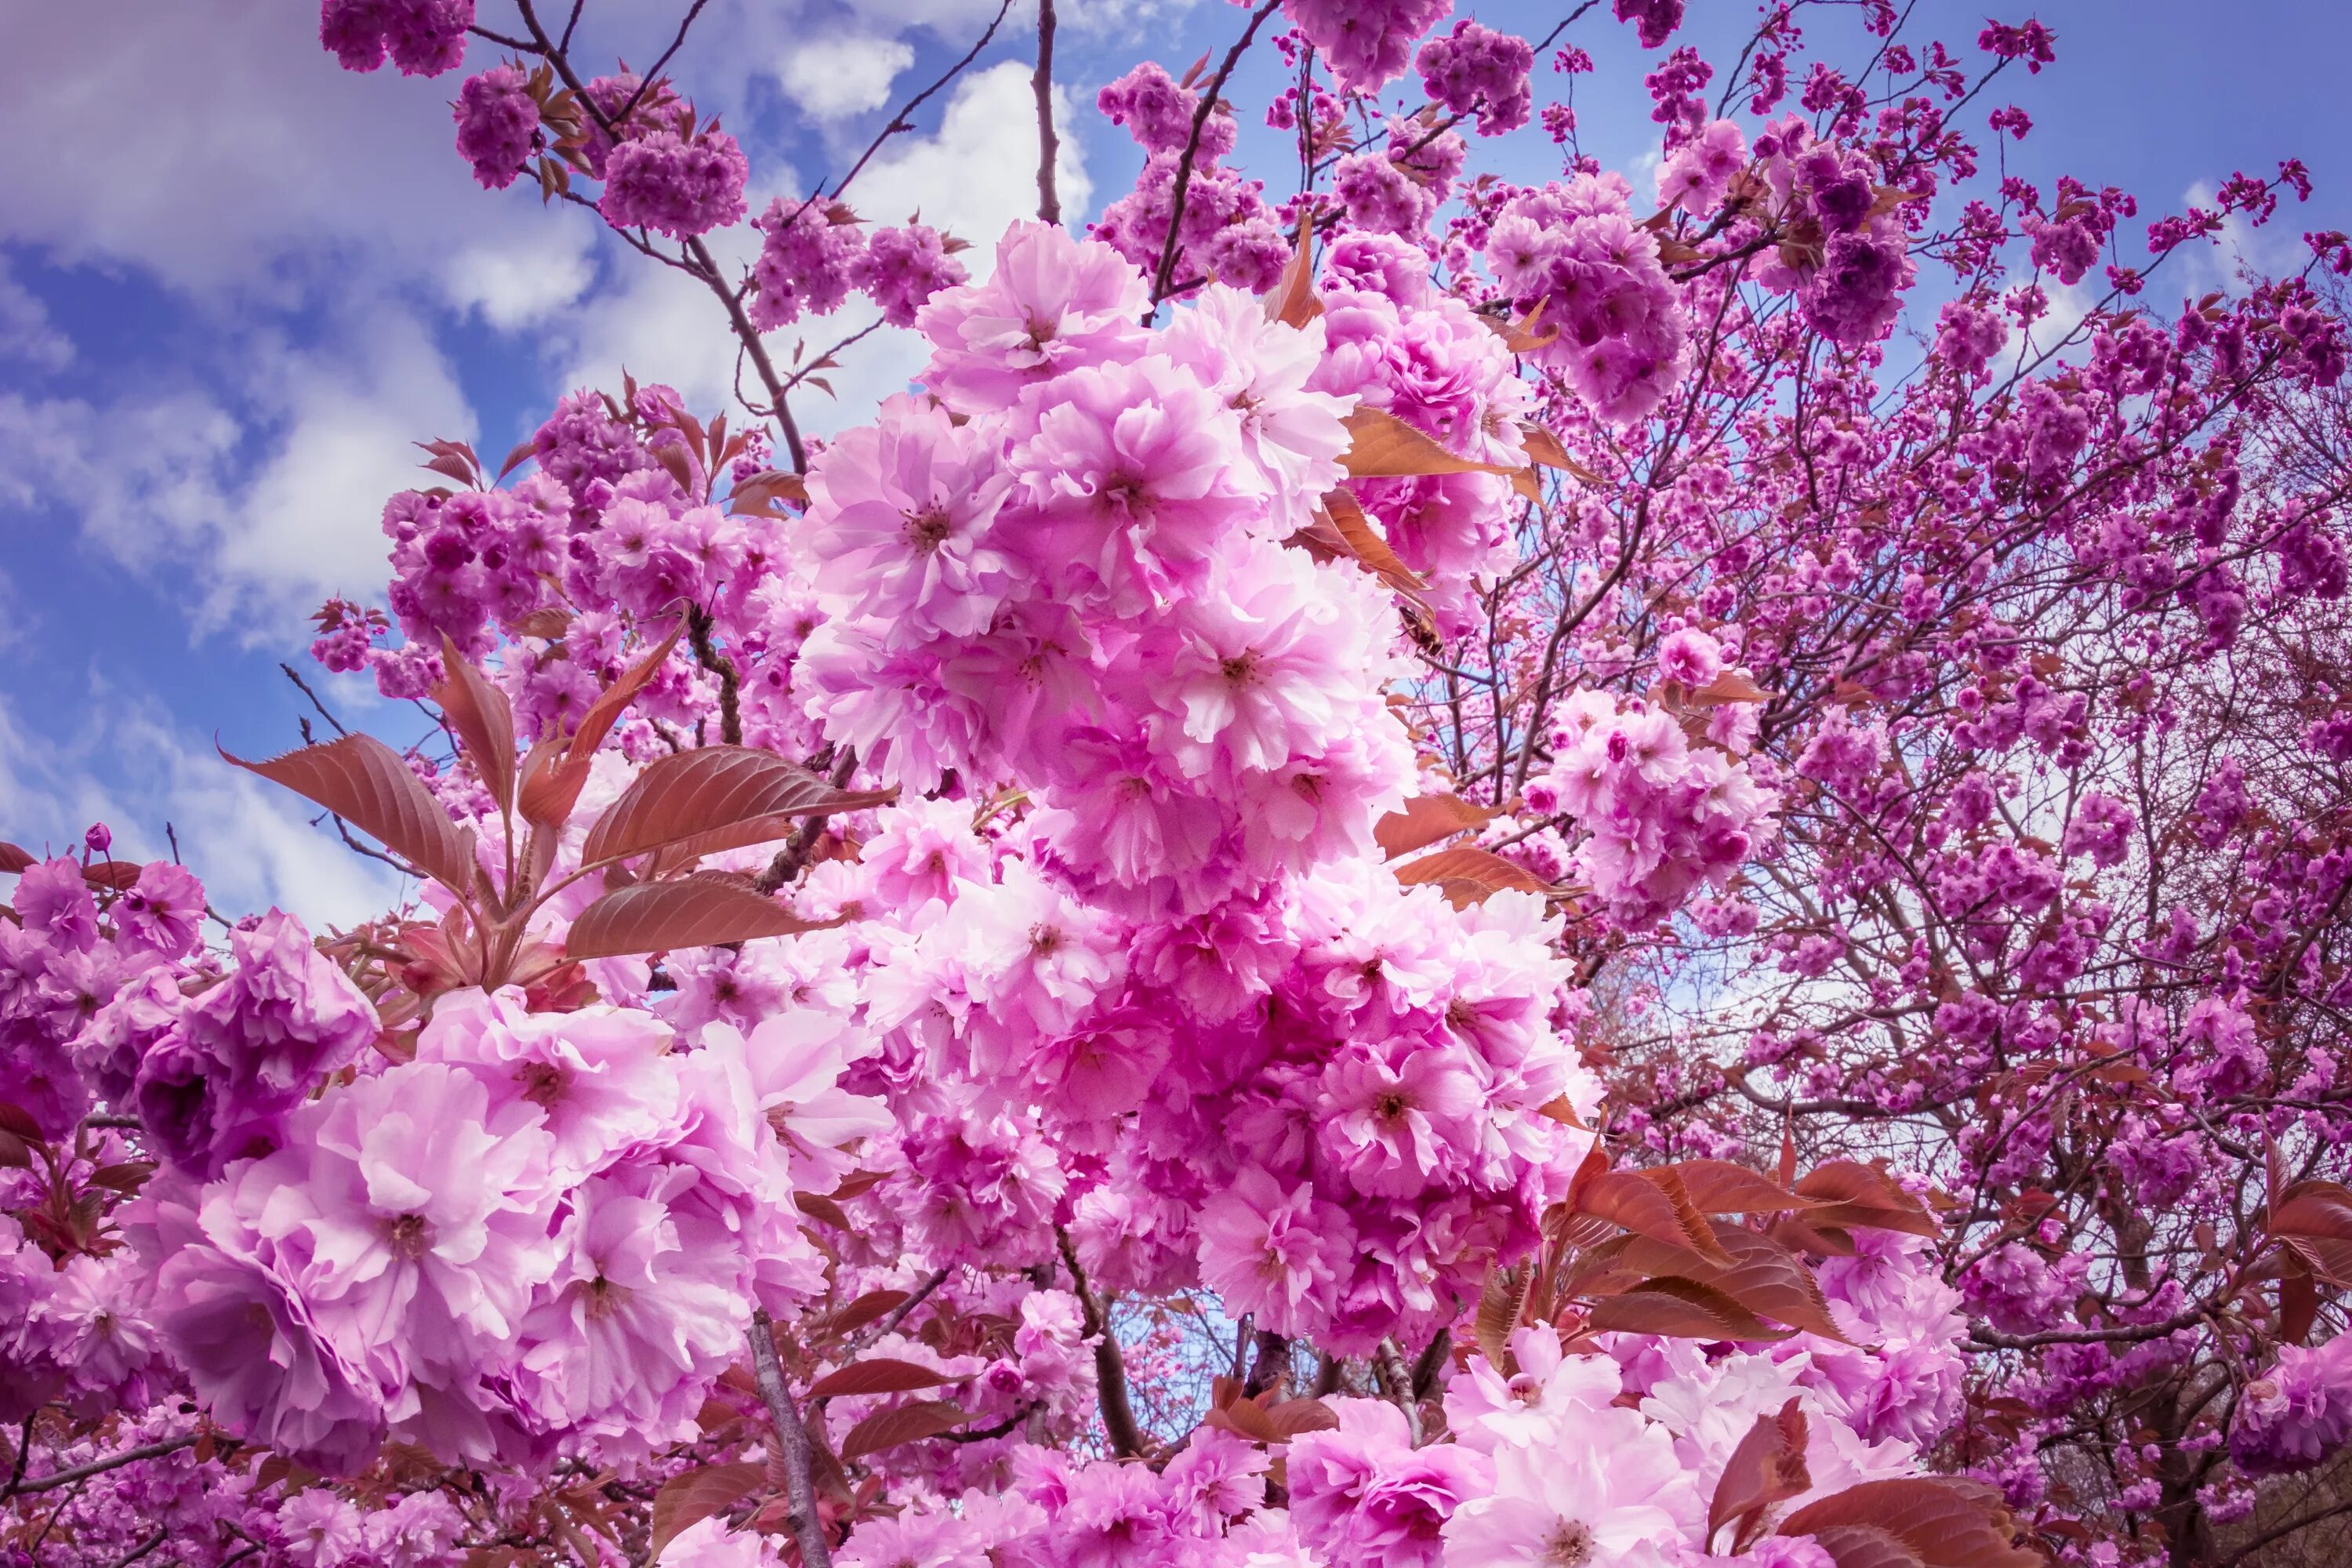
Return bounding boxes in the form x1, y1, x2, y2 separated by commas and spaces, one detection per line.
1149, 0, 1283, 308
746, 1309, 833, 1568
1032, 0, 1061, 224
1055, 1226, 1149, 1457
5, 1434, 201, 1497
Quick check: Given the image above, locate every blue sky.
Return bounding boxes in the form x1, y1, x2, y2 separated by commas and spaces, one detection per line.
0, 0, 2341, 924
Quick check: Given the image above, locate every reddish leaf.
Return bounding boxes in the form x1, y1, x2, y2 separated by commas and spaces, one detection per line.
582, 746, 896, 870
434, 636, 518, 816
1803, 1526, 1928, 1568
1709, 1399, 1811, 1552
1781, 1479, 2042, 1568
1586, 1276, 1790, 1341
1690, 670, 1775, 706
497, 439, 538, 479
1340, 408, 1517, 479
795, 1190, 851, 1229
564, 873, 840, 960
1262, 213, 1322, 329
1600, 1224, 1850, 1341
1577, 1168, 1735, 1265
839, 1400, 969, 1461
0, 1103, 45, 1142
1321, 488, 1429, 597
1483, 307, 1561, 355
1795, 1162, 1940, 1239
729, 470, 808, 520
521, 622, 684, 829
1475, 1263, 1534, 1373
223, 733, 476, 895
1393, 845, 1556, 909
806, 1359, 953, 1399
515, 608, 572, 641
1673, 1159, 1815, 1214
2271, 1179, 2352, 1287
648, 1461, 765, 1562
0, 842, 34, 873
1376, 793, 1501, 859
82, 861, 143, 891
2282, 1255, 2321, 1345
824, 1289, 911, 1340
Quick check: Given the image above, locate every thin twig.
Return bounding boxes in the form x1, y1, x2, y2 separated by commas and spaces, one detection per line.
6, 1434, 201, 1497
1149, 0, 1283, 309
747, 1310, 833, 1568
1032, 0, 1061, 223
1054, 1227, 1149, 1457
684, 607, 742, 745
755, 750, 859, 892
279, 664, 350, 737
613, 0, 713, 125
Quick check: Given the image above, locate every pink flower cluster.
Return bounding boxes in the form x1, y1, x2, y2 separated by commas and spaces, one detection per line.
1091, 64, 1290, 296
1283, 0, 1457, 94
749, 201, 971, 331
143, 991, 863, 1472
318, 0, 470, 78
797, 221, 1405, 916
1521, 667, 1776, 924
453, 64, 539, 191
1483, 173, 1690, 424
1415, 20, 1534, 135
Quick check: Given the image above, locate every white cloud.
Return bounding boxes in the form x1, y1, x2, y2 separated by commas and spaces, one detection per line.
0, 2, 566, 310
0, 310, 475, 640
0, 689, 405, 930
779, 34, 916, 122
441, 220, 601, 332
558, 61, 1091, 438
0, 260, 70, 371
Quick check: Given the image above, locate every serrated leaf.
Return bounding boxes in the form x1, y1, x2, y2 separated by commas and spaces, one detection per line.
564, 873, 840, 960
824, 1288, 911, 1340
1576, 1168, 1735, 1265
1517, 421, 1596, 480
1672, 1159, 1814, 1214
1376, 793, 1501, 859
223, 733, 475, 895
1585, 1276, 1790, 1341
1794, 1163, 1940, 1239
582, 746, 895, 870
1803, 1526, 1929, 1568
2271, 1179, 2352, 1287
1710, 1399, 1811, 1552
1393, 845, 1555, 908
520, 622, 684, 829
1339, 408, 1518, 479
806, 1359, 954, 1399
1781, 1478, 2041, 1567
1319, 488, 1429, 597
434, 637, 518, 816
839, 1399, 969, 1461
1262, 215, 1322, 329
1689, 670, 1774, 706
648, 1462, 765, 1563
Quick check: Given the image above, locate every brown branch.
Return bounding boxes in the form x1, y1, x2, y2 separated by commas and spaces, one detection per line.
1372, 1338, 1424, 1444
754, 749, 859, 892
5, 1434, 201, 1497
746, 1309, 833, 1568
684, 606, 742, 745
1033, 0, 1062, 223
1055, 1226, 1149, 1457
279, 663, 350, 737
613, 0, 713, 125
1149, 0, 1283, 308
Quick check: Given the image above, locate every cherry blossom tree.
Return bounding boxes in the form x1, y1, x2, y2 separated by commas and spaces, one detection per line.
5, 3, 2352, 1566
